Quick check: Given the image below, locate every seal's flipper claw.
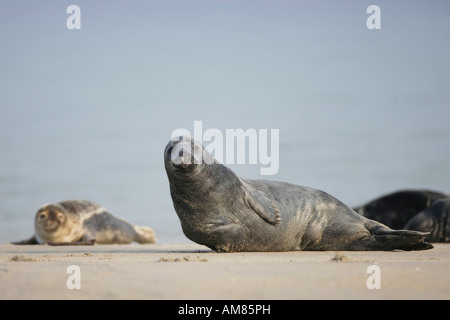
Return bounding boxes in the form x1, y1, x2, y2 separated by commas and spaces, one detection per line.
241, 179, 281, 226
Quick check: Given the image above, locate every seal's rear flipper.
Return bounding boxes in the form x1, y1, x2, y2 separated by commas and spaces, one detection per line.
134, 226, 157, 244
11, 235, 38, 245
373, 230, 433, 251
356, 225, 433, 251
240, 179, 281, 225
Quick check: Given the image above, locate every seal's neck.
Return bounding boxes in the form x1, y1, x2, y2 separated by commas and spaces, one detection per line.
168, 163, 242, 208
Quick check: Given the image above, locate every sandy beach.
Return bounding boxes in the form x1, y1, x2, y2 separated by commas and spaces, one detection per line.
0, 242, 449, 300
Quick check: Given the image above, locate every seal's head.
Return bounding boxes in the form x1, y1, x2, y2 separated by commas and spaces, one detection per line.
164, 136, 216, 177
34, 203, 75, 243
164, 135, 240, 206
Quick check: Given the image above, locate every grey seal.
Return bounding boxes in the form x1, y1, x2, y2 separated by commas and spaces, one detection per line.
13, 200, 156, 245
164, 136, 432, 252
353, 190, 449, 242
353, 189, 448, 229
404, 198, 449, 243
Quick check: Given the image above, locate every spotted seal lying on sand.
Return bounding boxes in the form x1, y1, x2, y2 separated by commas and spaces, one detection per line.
354, 190, 449, 242
13, 200, 156, 245
164, 136, 432, 252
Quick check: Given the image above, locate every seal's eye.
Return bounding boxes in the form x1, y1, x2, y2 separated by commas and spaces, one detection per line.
39, 213, 46, 220
167, 146, 173, 155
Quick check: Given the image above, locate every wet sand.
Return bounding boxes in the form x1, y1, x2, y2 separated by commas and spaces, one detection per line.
0, 243, 449, 300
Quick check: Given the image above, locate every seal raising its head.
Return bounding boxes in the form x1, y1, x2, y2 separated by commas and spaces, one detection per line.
13, 200, 156, 245
164, 136, 432, 252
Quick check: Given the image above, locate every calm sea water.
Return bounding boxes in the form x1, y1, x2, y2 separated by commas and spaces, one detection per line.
1, 1, 449, 244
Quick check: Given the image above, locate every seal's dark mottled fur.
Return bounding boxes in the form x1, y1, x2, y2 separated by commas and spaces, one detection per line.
353, 190, 449, 242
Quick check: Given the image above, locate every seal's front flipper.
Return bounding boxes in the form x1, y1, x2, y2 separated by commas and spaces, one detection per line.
11, 235, 38, 245
241, 179, 281, 225
208, 223, 246, 253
